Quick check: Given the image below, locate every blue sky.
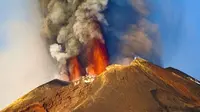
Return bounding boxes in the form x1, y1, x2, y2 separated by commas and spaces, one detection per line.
175, 1, 200, 80
153, 0, 200, 80
0, 1, 199, 81
0, 0, 200, 80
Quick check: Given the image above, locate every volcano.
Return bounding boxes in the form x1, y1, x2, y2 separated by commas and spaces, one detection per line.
2, 58, 200, 112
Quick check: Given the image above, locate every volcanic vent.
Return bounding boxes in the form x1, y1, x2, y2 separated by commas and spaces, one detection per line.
40, 0, 162, 81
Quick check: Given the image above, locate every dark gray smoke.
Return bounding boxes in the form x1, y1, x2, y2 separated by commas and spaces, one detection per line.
40, 0, 107, 62
40, 0, 108, 79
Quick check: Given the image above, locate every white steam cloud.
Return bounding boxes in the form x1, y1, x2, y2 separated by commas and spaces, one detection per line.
0, 0, 58, 109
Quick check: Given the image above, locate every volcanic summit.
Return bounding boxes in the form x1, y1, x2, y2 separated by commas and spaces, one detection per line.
2, 58, 200, 112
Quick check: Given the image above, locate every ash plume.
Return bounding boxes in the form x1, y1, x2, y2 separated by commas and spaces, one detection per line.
41, 0, 107, 62
102, 0, 162, 65
39, 0, 162, 80
40, 0, 108, 78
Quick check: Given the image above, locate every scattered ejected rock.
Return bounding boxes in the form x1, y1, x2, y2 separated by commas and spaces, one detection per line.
2, 58, 200, 112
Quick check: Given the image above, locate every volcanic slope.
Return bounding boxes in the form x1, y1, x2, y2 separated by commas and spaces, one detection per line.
2, 58, 200, 112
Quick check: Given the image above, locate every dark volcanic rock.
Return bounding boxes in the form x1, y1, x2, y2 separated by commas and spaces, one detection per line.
2, 58, 200, 112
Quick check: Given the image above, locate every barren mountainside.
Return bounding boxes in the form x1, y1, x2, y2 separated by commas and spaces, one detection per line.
2, 58, 200, 112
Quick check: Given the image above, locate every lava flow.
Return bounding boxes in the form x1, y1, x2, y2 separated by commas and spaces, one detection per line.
67, 39, 109, 81
86, 39, 109, 76
68, 57, 83, 81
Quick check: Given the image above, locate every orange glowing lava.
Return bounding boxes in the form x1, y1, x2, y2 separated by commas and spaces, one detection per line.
68, 57, 82, 81
86, 39, 109, 76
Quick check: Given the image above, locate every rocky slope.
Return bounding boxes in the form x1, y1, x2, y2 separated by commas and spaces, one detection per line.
2, 58, 200, 112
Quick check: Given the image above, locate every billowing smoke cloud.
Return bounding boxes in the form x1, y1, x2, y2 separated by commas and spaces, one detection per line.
0, 0, 58, 109
39, 0, 162, 80
40, 0, 108, 78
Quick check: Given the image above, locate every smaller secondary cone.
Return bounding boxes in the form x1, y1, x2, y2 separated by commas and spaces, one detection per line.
2, 58, 200, 112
